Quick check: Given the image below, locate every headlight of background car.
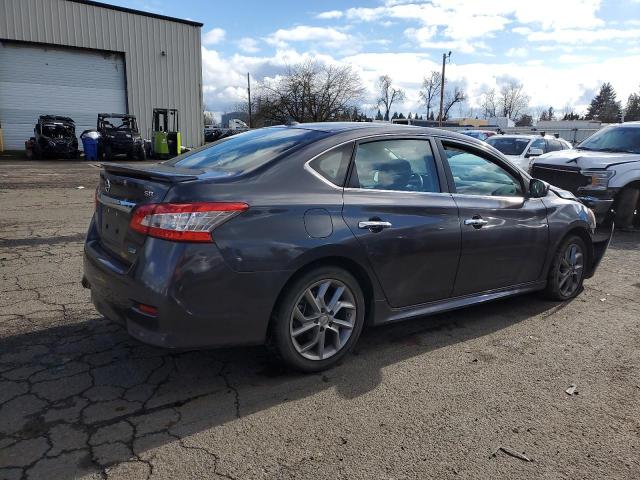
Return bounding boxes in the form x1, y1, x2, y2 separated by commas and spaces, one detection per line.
579, 169, 614, 191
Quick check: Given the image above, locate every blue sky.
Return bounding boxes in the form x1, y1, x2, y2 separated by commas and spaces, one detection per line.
108, 0, 640, 121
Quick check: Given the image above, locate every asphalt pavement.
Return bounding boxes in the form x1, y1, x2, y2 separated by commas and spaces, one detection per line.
1, 160, 639, 479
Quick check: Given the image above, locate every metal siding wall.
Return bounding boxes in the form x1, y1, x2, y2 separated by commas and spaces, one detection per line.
0, 42, 127, 149
0, 0, 203, 147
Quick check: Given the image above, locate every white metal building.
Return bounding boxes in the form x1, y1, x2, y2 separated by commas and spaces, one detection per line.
0, 0, 203, 150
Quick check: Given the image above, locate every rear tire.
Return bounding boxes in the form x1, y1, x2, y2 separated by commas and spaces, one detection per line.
270, 266, 365, 372
544, 235, 587, 301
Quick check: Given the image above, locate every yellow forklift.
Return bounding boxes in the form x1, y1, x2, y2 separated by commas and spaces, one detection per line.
151, 108, 181, 159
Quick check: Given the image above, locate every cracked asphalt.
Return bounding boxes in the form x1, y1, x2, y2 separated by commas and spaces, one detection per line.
1, 160, 639, 480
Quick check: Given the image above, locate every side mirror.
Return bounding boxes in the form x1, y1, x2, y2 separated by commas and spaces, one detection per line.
529, 178, 549, 198
526, 147, 544, 158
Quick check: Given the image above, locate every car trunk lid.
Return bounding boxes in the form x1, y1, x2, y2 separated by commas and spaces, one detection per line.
96, 163, 202, 264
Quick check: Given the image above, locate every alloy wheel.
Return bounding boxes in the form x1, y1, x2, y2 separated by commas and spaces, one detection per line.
289, 279, 357, 361
558, 243, 584, 297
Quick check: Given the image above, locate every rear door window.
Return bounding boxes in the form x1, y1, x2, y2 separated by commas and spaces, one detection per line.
170, 127, 327, 173
351, 139, 440, 193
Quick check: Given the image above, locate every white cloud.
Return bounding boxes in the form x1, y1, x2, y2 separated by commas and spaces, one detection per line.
316, 10, 343, 19
266, 25, 351, 48
238, 37, 260, 53
558, 54, 597, 63
506, 47, 528, 57
526, 27, 640, 43
202, 28, 225, 45
324, 0, 608, 53
200, 0, 640, 118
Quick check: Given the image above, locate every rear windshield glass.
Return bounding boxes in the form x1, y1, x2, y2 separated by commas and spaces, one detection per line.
169, 127, 327, 173
486, 137, 530, 156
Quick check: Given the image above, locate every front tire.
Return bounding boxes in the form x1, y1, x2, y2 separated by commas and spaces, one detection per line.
270, 266, 366, 372
544, 235, 587, 301
614, 186, 640, 230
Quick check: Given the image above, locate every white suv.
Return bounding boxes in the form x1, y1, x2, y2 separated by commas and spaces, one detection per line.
486, 134, 572, 171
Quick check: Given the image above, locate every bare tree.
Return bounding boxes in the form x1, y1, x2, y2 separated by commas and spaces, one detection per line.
480, 88, 498, 119
377, 75, 406, 121
441, 87, 466, 121
418, 71, 441, 120
254, 61, 365, 125
498, 80, 530, 120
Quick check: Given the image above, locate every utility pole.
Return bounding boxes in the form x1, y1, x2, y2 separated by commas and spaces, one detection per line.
438, 51, 451, 127
247, 72, 252, 129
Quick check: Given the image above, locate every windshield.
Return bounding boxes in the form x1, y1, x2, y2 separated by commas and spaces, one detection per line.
577, 126, 640, 153
41, 124, 74, 139
486, 137, 530, 156
101, 117, 138, 132
169, 127, 328, 173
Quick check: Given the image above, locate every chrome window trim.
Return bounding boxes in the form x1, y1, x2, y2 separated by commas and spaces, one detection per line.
304, 133, 436, 191
450, 192, 527, 201
343, 187, 452, 197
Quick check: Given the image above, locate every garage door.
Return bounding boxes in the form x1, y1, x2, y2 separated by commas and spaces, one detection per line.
0, 41, 127, 151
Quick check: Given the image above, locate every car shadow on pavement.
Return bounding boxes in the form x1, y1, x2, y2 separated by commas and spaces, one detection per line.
0, 292, 562, 477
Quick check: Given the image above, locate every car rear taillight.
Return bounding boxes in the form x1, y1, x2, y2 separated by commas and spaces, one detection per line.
129, 202, 249, 242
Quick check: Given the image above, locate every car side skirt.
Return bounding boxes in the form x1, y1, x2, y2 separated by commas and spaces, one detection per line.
372, 280, 547, 325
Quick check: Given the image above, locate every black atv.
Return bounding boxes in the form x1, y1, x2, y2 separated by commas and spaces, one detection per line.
97, 113, 146, 161
25, 116, 79, 159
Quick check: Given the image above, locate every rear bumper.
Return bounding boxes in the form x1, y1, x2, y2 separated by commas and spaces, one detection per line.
83, 218, 288, 349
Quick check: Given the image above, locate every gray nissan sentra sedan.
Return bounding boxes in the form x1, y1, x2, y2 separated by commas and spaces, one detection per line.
83, 122, 613, 372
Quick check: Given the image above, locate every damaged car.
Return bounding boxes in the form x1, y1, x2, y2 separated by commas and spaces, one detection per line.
531, 122, 640, 230
25, 115, 79, 159
83, 123, 613, 372
97, 113, 146, 161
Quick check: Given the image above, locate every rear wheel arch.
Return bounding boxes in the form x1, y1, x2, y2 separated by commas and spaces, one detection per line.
269, 256, 375, 334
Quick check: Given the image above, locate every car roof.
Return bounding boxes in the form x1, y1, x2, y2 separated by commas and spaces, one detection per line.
265, 122, 485, 145
491, 133, 570, 140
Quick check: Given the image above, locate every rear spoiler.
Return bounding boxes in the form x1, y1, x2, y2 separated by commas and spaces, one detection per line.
102, 163, 201, 182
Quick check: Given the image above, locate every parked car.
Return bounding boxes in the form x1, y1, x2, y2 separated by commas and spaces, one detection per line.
531, 122, 640, 229
97, 113, 146, 161
25, 115, 79, 159
486, 134, 571, 171
83, 123, 611, 372
461, 129, 496, 141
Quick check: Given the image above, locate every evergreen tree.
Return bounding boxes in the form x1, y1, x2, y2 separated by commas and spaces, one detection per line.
428, 111, 435, 121
375, 108, 384, 121
391, 112, 399, 120
586, 83, 622, 123
562, 111, 581, 120
515, 113, 533, 127
625, 91, 640, 121
408, 112, 413, 119
398, 112, 406, 119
